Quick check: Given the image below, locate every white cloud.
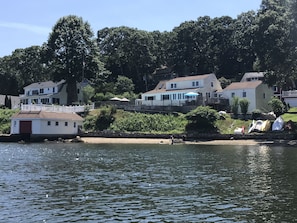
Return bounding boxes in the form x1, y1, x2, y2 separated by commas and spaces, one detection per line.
0, 21, 51, 35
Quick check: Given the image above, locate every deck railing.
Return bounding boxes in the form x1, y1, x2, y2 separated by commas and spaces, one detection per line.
21, 104, 94, 113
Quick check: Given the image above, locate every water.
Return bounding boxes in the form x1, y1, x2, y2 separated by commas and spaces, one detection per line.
1, 142, 297, 222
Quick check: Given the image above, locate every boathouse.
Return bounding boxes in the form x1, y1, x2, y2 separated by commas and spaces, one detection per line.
10, 110, 83, 137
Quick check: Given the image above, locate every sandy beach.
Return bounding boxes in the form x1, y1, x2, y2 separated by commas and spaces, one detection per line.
80, 137, 260, 145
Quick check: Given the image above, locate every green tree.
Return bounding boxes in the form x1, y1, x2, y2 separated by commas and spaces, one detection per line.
185, 106, 219, 132
97, 26, 158, 92
115, 75, 135, 94
231, 97, 240, 117
253, 0, 296, 89
239, 98, 250, 119
47, 15, 106, 105
268, 97, 286, 116
82, 85, 95, 104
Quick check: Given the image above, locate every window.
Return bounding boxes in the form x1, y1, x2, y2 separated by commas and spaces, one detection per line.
41, 98, 49, 104
145, 96, 155, 101
172, 94, 176, 100
231, 92, 235, 97
196, 81, 199, 86
242, 92, 246, 97
263, 93, 266, 99
74, 122, 76, 128
32, 90, 39, 95
53, 87, 55, 93
161, 95, 170, 100
47, 121, 51, 126
192, 82, 195, 87
55, 121, 59, 126
211, 82, 214, 87
65, 122, 68, 126
40, 88, 44, 94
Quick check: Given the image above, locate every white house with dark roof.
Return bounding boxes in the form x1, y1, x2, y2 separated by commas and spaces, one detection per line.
20, 79, 88, 105
139, 73, 223, 106
222, 80, 274, 113
10, 110, 83, 136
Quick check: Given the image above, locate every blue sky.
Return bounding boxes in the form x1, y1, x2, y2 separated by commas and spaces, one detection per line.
0, 0, 261, 57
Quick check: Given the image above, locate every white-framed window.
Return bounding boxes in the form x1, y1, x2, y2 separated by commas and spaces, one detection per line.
243, 92, 246, 97
47, 121, 51, 126
55, 121, 59, 126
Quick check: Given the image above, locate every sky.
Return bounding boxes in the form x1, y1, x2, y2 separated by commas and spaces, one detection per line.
0, 0, 262, 57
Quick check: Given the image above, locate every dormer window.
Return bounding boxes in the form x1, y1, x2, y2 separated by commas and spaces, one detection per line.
170, 83, 177, 89
192, 81, 199, 87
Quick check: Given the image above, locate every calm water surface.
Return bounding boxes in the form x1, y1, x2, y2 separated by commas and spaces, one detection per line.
1, 142, 297, 222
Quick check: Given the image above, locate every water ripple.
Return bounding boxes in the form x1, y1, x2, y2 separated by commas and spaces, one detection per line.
1, 143, 297, 222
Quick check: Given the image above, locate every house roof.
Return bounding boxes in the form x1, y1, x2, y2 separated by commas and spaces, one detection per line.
240, 72, 264, 82
24, 80, 66, 89
143, 73, 215, 94
11, 110, 83, 121
224, 81, 262, 90
167, 73, 213, 83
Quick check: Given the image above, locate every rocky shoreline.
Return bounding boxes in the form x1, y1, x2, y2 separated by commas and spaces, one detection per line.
1, 131, 296, 146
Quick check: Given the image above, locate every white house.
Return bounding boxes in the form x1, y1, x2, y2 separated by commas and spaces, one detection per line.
222, 80, 274, 113
10, 110, 83, 136
139, 73, 223, 106
19, 79, 89, 105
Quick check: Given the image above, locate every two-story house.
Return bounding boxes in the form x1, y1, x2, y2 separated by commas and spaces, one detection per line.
221, 72, 274, 113
20, 79, 88, 105
139, 73, 223, 107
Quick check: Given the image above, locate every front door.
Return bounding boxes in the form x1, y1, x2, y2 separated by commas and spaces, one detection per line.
19, 121, 32, 134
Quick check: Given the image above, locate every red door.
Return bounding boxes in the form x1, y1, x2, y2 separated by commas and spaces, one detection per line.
19, 121, 32, 134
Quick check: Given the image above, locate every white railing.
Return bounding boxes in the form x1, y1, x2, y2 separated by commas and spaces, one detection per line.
21, 103, 94, 113
282, 90, 297, 97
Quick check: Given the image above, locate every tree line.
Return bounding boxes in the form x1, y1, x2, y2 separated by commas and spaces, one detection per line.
0, 0, 296, 105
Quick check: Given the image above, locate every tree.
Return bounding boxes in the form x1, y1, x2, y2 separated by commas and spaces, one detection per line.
268, 97, 286, 116
185, 106, 219, 132
231, 97, 240, 117
4, 95, 9, 108
47, 15, 106, 105
82, 85, 95, 104
115, 75, 135, 94
253, 0, 296, 89
239, 98, 250, 119
97, 26, 158, 92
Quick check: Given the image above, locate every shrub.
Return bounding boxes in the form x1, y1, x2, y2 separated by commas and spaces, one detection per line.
231, 97, 239, 117
239, 98, 250, 119
110, 112, 186, 133
185, 106, 219, 133
268, 97, 286, 117
251, 109, 262, 120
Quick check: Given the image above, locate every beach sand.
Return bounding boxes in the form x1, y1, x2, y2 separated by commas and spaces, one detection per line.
80, 137, 260, 145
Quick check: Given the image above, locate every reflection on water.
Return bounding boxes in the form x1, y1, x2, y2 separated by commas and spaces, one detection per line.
1, 143, 297, 222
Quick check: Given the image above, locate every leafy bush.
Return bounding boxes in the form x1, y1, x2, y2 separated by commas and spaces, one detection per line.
0, 109, 18, 134
251, 109, 262, 119
185, 106, 219, 133
239, 98, 250, 118
231, 97, 239, 117
83, 106, 116, 131
110, 112, 186, 133
268, 97, 286, 117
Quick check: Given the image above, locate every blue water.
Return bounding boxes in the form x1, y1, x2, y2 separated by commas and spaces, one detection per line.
1, 142, 297, 222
